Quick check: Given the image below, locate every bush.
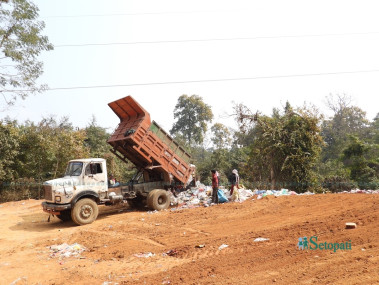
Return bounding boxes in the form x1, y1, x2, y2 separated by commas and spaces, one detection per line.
0, 178, 43, 203
322, 176, 357, 193
357, 180, 379, 190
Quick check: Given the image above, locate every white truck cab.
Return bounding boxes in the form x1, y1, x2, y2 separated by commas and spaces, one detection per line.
42, 158, 121, 225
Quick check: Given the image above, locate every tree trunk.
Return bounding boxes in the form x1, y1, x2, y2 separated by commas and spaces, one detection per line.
270, 159, 276, 190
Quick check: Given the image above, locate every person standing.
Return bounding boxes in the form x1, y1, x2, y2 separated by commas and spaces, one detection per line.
230, 169, 239, 195
211, 170, 219, 204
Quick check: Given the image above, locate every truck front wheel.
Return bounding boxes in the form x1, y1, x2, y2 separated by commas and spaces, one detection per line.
150, 190, 170, 210
71, 198, 99, 225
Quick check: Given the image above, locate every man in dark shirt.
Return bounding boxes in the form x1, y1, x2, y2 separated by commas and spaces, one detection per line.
211, 169, 219, 204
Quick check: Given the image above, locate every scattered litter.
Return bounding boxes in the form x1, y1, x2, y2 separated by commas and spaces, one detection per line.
47, 243, 86, 259
134, 252, 155, 258
195, 244, 205, 248
164, 249, 178, 257
345, 222, 357, 229
254, 237, 270, 242
218, 244, 229, 250
340, 189, 379, 194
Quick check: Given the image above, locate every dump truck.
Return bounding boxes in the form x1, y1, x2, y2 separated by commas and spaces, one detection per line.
42, 95, 195, 225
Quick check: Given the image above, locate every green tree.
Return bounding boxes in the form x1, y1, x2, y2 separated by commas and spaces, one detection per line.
85, 115, 109, 158
211, 123, 232, 149
341, 135, 379, 189
321, 94, 369, 162
170, 95, 213, 145
0, 0, 53, 107
0, 119, 19, 181
85, 116, 135, 182
236, 102, 324, 192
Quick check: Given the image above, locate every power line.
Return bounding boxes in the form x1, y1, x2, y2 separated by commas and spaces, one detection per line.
3, 69, 379, 92
54, 31, 379, 47
41, 10, 215, 19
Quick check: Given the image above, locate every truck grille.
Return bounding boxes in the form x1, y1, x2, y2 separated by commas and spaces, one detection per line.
44, 185, 53, 201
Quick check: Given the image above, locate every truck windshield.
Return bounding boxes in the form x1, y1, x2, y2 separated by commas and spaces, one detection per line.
65, 162, 83, 176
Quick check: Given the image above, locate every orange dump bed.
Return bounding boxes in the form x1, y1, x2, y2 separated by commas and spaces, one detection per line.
107, 96, 193, 185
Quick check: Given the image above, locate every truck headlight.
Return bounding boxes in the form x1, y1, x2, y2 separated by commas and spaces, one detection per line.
55, 196, 61, 202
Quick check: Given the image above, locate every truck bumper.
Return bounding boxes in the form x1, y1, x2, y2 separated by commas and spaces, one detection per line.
42, 202, 71, 215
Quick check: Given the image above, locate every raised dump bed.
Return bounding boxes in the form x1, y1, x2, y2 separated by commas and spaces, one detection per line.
107, 95, 194, 185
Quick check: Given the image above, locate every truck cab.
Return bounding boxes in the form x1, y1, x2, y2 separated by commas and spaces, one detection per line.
42, 158, 111, 225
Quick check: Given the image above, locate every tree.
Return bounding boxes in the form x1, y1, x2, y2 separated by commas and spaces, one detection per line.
321, 94, 369, 161
85, 115, 135, 182
211, 123, 232, 149
236, 102, 324, 192
0, 119, 19, 181
85, 115, 109, 158
170, 95, 213, 145
341, 135, 378, 189
0, 0, 53, 107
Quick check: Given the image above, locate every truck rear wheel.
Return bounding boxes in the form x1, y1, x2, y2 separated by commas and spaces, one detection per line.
71, 198, 99, 226
150, 190, 170, 210
56, 209, 72, 222
146, 190, 157, 209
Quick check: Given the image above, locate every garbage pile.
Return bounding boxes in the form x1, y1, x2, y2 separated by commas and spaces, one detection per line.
169, 185, 379, 211
170, 184, 255, 211
339, 189, 379, 194
47, 243, 86, 259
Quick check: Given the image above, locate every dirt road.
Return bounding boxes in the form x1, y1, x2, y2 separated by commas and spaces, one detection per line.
0, 193, 378, 285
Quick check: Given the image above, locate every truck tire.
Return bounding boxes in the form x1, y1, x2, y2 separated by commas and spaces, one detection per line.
151, 190, 170, 211
71, 198, 99, 226
146, 190, 158, 209
56, 209, 72, 222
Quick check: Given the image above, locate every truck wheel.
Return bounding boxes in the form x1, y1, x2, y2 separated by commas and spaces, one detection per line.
151, 190, 170, 210
146, 190, 158, 209
71, 198, 99, 225
56, 209, 72, 222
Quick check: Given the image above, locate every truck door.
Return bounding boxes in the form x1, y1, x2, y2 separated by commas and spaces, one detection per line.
84, 162, 107, 197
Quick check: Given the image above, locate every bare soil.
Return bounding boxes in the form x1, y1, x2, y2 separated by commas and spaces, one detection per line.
0, 194, 378, 285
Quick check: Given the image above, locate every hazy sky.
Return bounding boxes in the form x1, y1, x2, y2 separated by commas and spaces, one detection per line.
2, 0, 379, 132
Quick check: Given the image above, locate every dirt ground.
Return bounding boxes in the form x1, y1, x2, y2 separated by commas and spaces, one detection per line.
0, 193, 378, 285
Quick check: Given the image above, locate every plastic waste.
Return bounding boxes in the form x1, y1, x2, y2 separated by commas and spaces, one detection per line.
218, 189, 228, 203
254, 237, 270, 242
47, 243, 86, 259
134, 252, 155, 258
218, 244, 229, 250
